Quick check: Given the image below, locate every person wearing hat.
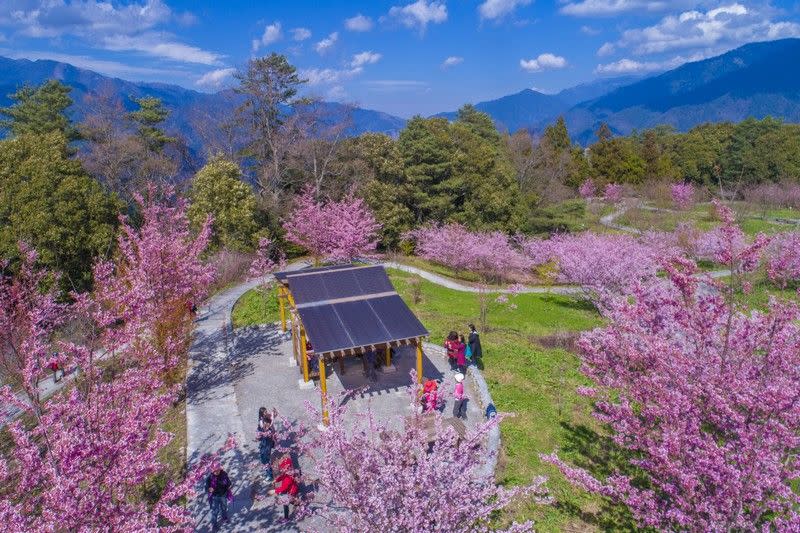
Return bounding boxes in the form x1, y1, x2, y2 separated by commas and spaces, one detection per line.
205, 462, 232, 530
270, 455, 300, 519
453, 373, 467, 420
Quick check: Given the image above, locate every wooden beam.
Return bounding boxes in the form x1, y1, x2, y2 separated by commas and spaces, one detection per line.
300, 327, 309, 382
320, 354, 329, 426
279, 286, 287, 332
384, 343, 391, 367
416, 340, 423, 384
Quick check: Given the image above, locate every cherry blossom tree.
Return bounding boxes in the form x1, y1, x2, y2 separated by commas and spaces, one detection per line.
603, 183, 623, 203
406, 224, 532, 328
0, 193, 224, 531
670, 182, 695, 210
579, 179, 596, 199
305, 373, 550, 531
765, 231, 800, 287
543, 234, 800, 530
521, 232, 661, 301
283, 186, 381, 264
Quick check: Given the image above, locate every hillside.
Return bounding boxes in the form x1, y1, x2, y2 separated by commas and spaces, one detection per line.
0, 56, 407, 152
562, 38, 800, 144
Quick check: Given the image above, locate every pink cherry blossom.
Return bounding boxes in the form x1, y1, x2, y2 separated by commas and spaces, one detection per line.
603, 183, 623, 203
671, 182, 695, 210
579, 179, 596, 199
283, 186, 381, 264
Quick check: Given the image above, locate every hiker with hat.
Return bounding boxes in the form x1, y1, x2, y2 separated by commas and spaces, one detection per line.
453, 373, 467, 420
269, 455, 300, 520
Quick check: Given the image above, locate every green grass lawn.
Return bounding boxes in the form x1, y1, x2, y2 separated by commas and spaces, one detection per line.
231, 285, 280, 328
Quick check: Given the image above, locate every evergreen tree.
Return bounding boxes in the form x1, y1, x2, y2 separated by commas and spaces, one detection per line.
188, 157, 258, 251
544, 116, 571, 152
127, 96, 175, 152
0, 80, 78, 140
0, 132, 120, 291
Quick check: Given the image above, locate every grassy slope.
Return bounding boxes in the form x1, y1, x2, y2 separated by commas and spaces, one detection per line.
231, 285, 280, 328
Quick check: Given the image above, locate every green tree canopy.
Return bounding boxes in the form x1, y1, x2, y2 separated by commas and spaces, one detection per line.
128, 96, 175, 152
0, 80, 78, 140
188, 157, 258, 251
0, 132, 121, 291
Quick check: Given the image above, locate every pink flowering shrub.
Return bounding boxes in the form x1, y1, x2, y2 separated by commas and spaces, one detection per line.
766, 231, 800, 287
670, 182, 695, 210
521, 232, 660, 298
284, 187, 381, 264
305, 373, 551, 531
0, 193, 226, 531
544, 249, 800, 530
579, 179, 596, 199
603, 183, 623, 203
692, 201, 769, 274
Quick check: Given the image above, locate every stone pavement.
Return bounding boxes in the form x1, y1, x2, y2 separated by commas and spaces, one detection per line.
189, 314, 481, 531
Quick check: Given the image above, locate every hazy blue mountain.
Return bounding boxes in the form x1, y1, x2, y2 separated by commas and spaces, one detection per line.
0, 56, 407, 152
555, 76, 641, 106
562, 38, 800, 144
434, 88, 569, 133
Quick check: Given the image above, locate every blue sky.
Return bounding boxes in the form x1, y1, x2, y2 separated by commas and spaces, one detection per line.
2, 0, 800, 116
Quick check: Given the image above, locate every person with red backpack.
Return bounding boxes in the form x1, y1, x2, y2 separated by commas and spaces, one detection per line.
270, 455, 300, 519
444, 331, 459, 370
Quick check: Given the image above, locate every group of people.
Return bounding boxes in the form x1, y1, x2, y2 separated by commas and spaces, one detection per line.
204, 407, 302, 531
444, 324, 482, 373
419, 324, 483, 421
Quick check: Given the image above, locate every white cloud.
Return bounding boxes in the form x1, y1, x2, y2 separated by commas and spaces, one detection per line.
560, 0, 689, 17
103, 33, 223, 65
252, 22, 282, 51
597, 42, 616, 56
0, 0, 222, 66
441, 56, 463, 68
478, 0, 532, 21
351, 51, 382, 68
617, 3, 800, 55
315, 32, 339, 54
387, 0, 447, 33
5, 0, 172, 38
594, 52, 706, 74
196, 67, 236, 88
580, 25, 601, 35
345, 14, 374, 31
291, 27, 311, 41
327, 85, 348, 101
520, 53, 568, 72
301, 67, 361, 86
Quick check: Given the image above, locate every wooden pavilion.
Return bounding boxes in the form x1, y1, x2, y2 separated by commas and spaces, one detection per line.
274, 264, 429, 424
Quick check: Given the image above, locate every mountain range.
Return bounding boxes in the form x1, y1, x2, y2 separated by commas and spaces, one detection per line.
2, 38, 800, 149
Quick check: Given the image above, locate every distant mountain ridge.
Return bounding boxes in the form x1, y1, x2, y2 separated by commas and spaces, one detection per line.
0, 56, 408, 153
3, 38, 800, 151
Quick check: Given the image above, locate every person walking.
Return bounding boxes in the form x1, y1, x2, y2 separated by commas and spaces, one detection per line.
453, 372, 467, 420
257, 407, 276, 481
48, 353, 63, 383
205, 462, 232, 531
468, 324, 482, 366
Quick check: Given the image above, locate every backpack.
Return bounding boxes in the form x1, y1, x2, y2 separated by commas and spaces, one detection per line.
465, 343, 472, 359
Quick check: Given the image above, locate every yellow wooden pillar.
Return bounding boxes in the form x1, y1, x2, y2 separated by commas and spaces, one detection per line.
384, 344, 392, 367
300, 327, 309, 382
279, 286, 287, 332
416, 341, 423, 384
319, 354, 329, 426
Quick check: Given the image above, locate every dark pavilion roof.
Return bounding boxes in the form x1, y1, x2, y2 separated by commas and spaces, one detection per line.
276, 264, 429, 355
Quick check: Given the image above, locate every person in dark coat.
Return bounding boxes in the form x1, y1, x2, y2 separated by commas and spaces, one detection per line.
258, 407, 276, 481
205, 463, 232, 530
468, 324, 482, 365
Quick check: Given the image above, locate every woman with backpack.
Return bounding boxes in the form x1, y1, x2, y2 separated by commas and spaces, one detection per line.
456, 335, 467, 373
468, 324, 482, 366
